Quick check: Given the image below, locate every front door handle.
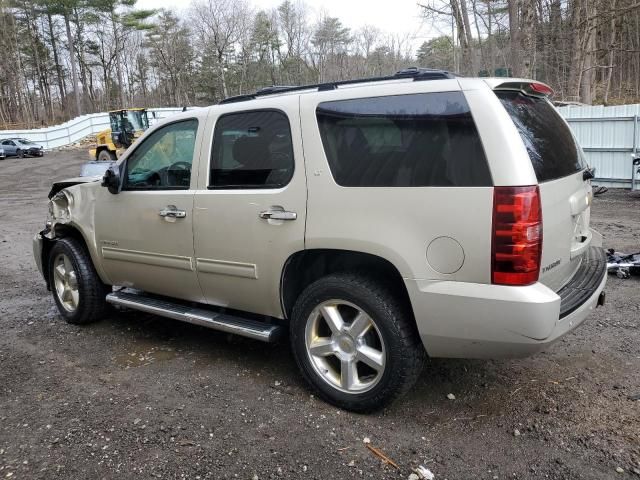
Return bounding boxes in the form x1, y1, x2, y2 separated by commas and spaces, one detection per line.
159, 205, 187, 218
259, 209, 297, 221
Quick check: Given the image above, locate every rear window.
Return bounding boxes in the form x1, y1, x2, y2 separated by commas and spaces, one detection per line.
316, 92, 492, 187
496, 91, 586, 182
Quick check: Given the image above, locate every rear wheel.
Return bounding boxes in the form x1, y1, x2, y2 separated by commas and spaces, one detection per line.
97, 149, 116, 161
48, 237, 110, 324
290, 273, 425, 412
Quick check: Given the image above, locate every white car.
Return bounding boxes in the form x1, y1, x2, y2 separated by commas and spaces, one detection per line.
34, 68, 607, 412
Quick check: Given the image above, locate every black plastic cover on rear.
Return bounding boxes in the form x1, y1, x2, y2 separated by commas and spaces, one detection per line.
557, 247, 606, 318
496, 91, 586, 182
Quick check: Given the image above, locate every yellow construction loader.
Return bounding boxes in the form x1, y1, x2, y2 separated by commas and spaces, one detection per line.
90, 108, 150, 161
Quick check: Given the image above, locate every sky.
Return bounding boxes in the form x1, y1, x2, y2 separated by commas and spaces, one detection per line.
135, 0, 442, 54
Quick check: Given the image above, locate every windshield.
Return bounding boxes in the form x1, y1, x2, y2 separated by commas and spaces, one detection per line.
110, 111, 149, 132
127, 111, 149, 131
17, 138, 35, 145
496, 91, 586, 182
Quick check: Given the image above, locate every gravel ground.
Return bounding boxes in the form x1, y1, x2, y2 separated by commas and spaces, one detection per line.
0, 149, 639, 480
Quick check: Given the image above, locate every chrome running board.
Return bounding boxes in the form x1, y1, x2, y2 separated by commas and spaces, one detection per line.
106, 290, 282, 342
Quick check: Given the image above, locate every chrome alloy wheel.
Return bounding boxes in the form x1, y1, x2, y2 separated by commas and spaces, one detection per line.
53, 253, 79, 312
305, 300, 386, 394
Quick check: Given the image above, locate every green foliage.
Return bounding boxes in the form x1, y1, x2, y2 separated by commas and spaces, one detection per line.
416, 36, 454, 71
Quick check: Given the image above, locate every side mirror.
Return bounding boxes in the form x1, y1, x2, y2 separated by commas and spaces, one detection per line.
101, 165, 121, 194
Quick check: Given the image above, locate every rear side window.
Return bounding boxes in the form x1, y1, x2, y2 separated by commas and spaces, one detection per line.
315, 92, 492, 187
210, 110, 294, 189
496, 91, 586, 182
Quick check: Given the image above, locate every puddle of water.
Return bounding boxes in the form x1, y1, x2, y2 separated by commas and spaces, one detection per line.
114, 347, 177, 368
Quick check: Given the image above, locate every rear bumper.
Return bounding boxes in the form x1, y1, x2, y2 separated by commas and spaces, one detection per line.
407, 246, 607, 358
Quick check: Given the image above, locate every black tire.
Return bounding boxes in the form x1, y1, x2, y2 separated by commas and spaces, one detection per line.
290, 273, 425, 412
97, 149, 117, 161
48, 237, 110, 325
16, 149, 24, 158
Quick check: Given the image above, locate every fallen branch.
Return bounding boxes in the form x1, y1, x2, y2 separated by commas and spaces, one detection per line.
365, 444, 400, 470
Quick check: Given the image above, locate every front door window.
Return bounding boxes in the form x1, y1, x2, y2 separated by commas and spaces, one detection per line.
124, 119, 198, 190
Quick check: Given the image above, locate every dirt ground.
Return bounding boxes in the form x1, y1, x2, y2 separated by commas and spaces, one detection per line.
0, 149, 638, 480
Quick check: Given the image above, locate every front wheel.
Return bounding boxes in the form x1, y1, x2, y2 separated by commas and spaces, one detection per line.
16, 149, 24, 158
290, 273, 425, 412
48, 237, 110, 324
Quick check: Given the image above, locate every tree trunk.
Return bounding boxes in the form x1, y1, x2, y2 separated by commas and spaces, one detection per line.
459, 0, 477, 74
508, 0, 522, 76
47, 12, 66, 107
567, 0, 584, 101
111, 13, 126, 107
520, 0, 536, 78
604, 0, 617, 104
579, 0, 597, 104
64, 13, 82, 116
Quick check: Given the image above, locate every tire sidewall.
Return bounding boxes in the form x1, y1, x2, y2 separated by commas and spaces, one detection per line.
48, 239, 95, 324
290, 276, 413, 410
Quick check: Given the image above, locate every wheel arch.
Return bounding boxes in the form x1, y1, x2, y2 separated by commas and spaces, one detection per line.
44, 223, 111, 288
280, 249, 413, 322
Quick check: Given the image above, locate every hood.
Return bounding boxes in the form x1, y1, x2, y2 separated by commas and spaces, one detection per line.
48, 176, 101, 199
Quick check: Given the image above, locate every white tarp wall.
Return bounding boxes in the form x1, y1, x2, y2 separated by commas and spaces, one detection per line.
557, 104, 640, 189
0, 107, 191, 150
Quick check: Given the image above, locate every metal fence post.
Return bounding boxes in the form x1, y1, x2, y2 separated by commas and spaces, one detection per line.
633, 115, 638, 191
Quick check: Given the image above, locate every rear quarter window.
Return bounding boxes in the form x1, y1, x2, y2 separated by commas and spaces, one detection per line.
315, 92, 492, 187
496, 91, 586, 182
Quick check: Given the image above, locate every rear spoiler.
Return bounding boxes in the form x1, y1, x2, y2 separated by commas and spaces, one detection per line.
491, 80, 554, 98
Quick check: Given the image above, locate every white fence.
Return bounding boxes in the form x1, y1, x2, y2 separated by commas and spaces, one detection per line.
0, 107, 190, 150
557, 104, 640, 189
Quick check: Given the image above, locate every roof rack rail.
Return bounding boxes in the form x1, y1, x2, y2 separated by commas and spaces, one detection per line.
218, 67, 456, 104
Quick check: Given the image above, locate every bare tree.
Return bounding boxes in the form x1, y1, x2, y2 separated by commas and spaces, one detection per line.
190, 0, 251, 98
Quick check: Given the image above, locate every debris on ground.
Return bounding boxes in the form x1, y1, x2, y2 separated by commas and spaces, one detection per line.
365, 444, 400, 469
446, 393, 456, 400
593, 185, 608, 196
607, 249, 640, 278
363, 437, 371, 444
409, 465, 435, 479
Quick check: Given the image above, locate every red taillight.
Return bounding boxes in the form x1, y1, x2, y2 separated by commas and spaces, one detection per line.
491, 186, 542, 286
529, 82, 554, 97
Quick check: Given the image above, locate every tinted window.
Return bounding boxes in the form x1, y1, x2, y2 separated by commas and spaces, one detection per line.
315, 92, 491, 187
124, 119, 198, 190
210, 110, 294, 189
496, 91, 586, 182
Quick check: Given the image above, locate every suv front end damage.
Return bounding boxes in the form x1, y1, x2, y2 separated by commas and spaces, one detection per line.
33, 178, 102, 289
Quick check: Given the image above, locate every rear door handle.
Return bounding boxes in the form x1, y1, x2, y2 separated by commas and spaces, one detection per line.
159, 205, 187, 218
259, 209, 297, 221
